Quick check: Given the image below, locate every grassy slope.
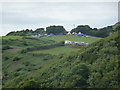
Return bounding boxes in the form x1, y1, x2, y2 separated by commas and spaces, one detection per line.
31, 35, 101, 55
3, 31, 119, 88
2, 36, 57, 87
2, 35, 102, 88
2, 36, 56, 49
43, 35, 101, 43
29, 31, 119, 88
30, 46, 80, 55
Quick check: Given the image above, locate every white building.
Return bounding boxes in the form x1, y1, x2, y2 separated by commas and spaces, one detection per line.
65, 40, 89, 46
65, 40, 73, 45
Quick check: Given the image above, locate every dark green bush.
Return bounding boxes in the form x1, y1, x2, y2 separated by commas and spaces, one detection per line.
13, 56, 21, 61
21, 49, 27, 53
2, 46, 12, 50
23, 61, 30, 66
16, 68, 23, 72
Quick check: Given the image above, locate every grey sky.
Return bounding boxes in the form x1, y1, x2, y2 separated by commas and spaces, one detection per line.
1, 2, 118, 36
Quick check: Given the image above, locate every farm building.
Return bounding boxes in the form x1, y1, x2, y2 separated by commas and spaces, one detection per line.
65, 40, 73, 45
74, 42, 89, 45
65, 40, 89, 46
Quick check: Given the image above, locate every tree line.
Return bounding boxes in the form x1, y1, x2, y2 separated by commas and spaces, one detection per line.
6, 22, 119, 37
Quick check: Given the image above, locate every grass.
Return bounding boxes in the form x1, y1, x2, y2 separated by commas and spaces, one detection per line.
2, 35, 101, 88
0, 85, 2, 90
2, 36, 56, 50
2, 36, 22, 39
30, 46, 82, 55
30, 35, 101, 55
43, 35, 101, 43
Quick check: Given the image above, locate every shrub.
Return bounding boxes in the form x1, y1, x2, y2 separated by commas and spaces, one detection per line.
18, 79, 39, 88
23, 61, 30, 66
4, 56, 9, 60
2, 46, 12, 50
21, 49, 27, 53
16, 68, 23, 72
13, 72, 19, 77
13, 56, 21, 61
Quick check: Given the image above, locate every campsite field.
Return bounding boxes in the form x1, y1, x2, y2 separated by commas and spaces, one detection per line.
2, 35, 101, 55
43, 35, 101, 43
28, 35, 101, 55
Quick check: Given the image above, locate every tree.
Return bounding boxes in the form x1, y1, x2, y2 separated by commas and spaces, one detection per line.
71, 63, 90, 87
70, 25, 92, 34
46, 25, 67, 35
70, 25, 114, 37
34, 28, 46, 34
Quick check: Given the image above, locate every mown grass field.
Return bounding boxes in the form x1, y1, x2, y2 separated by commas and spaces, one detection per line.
43, 35, 101, 43
30, 46, 82, 55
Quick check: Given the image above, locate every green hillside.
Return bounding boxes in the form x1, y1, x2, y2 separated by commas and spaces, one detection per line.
30, 46, 79, 55
43, 35, 100, 43
2, 30, 119, 88
2, 35, 100, 88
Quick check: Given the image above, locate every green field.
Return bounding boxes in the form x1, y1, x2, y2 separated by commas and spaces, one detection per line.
30, 35, 101, 55
43, 35, 101, 43
2, 35, 101, 55
30, 46, 82, 55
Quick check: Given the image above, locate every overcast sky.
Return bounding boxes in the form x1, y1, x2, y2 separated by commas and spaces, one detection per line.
0, 2, 118, 36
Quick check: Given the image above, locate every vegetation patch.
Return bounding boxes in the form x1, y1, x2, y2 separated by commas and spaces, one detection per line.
2, 26, 120, 88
